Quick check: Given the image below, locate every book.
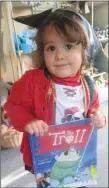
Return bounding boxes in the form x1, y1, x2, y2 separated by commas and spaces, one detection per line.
29, 118, 97, 187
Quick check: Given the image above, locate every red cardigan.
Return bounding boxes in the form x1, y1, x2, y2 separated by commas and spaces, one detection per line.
4, 69, 99, 167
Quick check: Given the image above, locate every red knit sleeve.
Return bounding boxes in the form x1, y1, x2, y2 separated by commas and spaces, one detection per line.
4, 70, 38, 132
87, 85, 100, 117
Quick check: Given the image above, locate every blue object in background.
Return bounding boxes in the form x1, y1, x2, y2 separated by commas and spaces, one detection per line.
20, 29, 37, 39
13, 29, 37, 54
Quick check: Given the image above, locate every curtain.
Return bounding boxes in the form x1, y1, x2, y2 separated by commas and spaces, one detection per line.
1, 2, 20, 82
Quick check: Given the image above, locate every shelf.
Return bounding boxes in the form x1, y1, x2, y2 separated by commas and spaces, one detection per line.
92, 72, 107, 78
99, 38, 108, 43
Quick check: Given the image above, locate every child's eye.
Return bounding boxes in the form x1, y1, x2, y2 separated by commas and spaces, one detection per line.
65, 44, 73, 50
47, 46, 55, 52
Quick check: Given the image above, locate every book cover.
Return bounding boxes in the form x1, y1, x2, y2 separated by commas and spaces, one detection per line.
29, 118, 97, 187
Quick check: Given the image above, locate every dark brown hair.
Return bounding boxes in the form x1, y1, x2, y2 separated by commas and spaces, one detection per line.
35, 9, 90, 75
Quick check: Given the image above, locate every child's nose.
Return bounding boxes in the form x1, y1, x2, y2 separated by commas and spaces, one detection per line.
55, 50, 64, 60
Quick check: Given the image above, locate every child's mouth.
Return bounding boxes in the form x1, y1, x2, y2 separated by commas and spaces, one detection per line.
55, 64, 68, 67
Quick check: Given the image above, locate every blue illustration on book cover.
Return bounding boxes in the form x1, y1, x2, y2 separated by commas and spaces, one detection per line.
29, 118, 97, 187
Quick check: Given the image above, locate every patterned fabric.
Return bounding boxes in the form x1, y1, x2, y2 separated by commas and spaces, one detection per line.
55, 83, 84, 125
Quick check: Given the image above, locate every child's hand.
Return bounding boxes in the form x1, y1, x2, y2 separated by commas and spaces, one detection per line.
24, 120, 48, 136
90, 110, 106, 129
2, 126, 23, 148
3, 128, 23, 148
0, 125, 8, 136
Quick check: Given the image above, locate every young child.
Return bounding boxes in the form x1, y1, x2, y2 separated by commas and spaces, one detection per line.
5, 8, 106, 186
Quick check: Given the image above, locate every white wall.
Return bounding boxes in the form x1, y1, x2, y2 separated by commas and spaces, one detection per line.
84, 2, 108, 29
93, 2, 108, 28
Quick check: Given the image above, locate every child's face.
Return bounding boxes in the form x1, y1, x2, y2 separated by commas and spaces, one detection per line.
43, 25, 83, 78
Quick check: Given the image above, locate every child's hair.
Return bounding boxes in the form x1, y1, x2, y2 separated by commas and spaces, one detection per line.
35, 9, 90, 75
